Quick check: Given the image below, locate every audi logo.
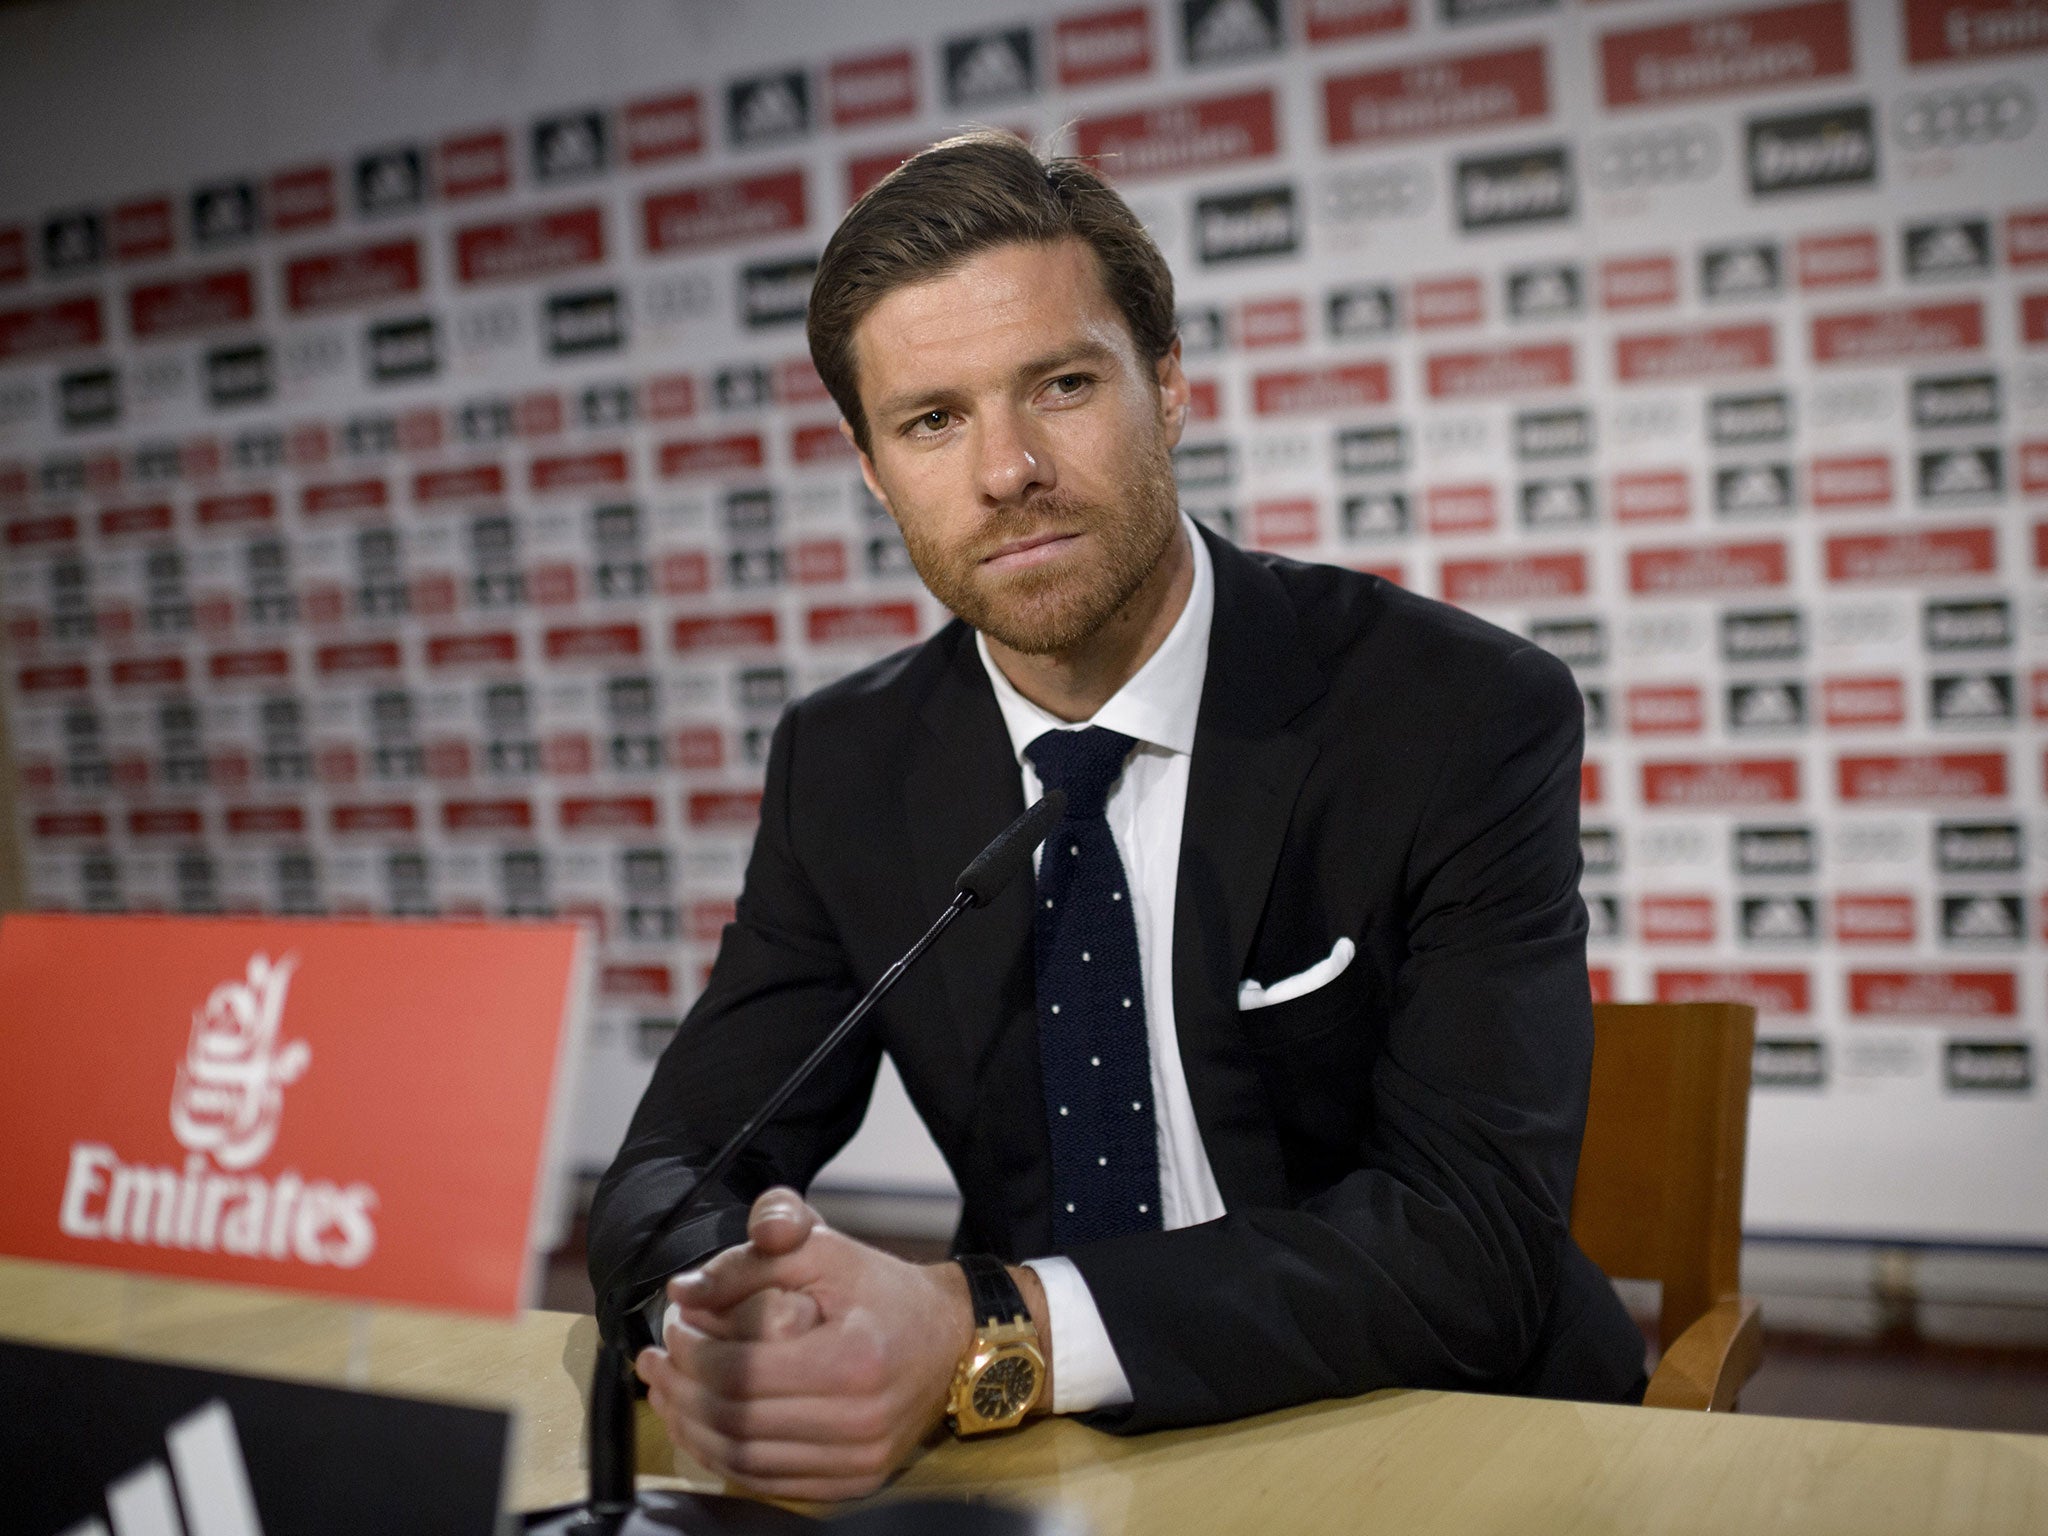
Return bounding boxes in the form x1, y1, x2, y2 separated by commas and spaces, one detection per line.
1589, 126, 1720, 191
1316, 164, 1431, 222
1894, 85, 2034, 149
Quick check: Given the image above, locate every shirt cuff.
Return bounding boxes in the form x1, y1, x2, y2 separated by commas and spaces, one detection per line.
1024, 1255, 1134, 1413
648, 1290, 680, 1345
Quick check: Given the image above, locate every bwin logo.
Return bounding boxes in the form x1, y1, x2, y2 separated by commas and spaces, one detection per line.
1935, 821, 2021, 873
1335, 424, 1405, 476
1701, 243, 1780, 300
84, 1399, 267, 1536
1580, 826, 1619, 876
1930, 671, 2014, 725
1924, 598, 2011, 651
741, 259, 816, 328
729, 72, 809, 146
1173, 441, 1236, 488
1746, 103, 1877, 197
43, 209, 103, 272
1515, 408, 1593, 460
945, 29, 1035, 106
1456, 146, 1574, 231
1195, 186, 1298, 264
1734, 825, 1816, 875
1904, 217, 1992, 280
1529, 617, 1604, 667
1911, 373, 2000, 429
1722, 608, 1803, 662
1941, 894, 2023, 944
1709, 392, 1792, 446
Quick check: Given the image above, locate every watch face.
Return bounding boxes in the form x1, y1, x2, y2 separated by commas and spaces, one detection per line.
972, 1353, 1039, 1422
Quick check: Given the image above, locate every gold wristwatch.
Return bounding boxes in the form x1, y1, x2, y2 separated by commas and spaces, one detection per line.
946, 1254, 1047, 1435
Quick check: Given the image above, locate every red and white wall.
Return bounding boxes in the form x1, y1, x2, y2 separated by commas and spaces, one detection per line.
0, 0, 2043, 1242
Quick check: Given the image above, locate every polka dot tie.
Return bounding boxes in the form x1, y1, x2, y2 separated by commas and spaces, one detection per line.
1023, 726, 1163, 1248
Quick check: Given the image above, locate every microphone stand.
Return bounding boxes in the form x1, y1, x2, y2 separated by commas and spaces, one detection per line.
525, 794, 1064, 1534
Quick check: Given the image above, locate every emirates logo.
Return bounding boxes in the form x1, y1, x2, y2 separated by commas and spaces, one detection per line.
170, 953, 307, 1171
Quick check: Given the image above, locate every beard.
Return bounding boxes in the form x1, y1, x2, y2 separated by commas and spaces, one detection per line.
895, 429, 1183, 657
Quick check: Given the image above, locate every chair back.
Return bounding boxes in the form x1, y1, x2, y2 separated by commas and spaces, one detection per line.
1570, 1001, 1756, 1352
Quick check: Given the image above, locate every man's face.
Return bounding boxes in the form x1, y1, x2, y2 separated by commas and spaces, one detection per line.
844, 239, 1189, 656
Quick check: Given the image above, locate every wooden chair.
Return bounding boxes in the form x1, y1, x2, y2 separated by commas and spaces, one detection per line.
1571, 1001, 1764, 1411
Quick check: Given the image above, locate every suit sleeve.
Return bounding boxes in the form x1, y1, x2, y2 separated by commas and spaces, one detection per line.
1068, 643, 1596, 1431
587, 703, 879, 1350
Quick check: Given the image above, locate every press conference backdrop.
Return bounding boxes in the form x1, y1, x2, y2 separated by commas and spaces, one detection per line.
0, 0, 2041, 1244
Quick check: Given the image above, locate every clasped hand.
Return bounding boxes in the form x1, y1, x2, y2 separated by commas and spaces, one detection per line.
634, 1186, 975, 1501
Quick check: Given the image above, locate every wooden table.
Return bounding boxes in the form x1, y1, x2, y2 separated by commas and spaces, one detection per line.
5, 1257, 2045, 1534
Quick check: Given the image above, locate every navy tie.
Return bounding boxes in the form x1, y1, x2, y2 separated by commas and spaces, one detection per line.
1023, 726, 1163, 1248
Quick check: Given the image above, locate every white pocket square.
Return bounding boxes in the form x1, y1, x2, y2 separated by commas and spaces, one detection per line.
1237, 937, 1356, 1012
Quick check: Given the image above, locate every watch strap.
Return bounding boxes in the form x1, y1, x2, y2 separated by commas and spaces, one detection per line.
957, 1253, 1027, 1329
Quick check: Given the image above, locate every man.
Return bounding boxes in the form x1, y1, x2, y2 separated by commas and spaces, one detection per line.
592, 131, 1646, 1501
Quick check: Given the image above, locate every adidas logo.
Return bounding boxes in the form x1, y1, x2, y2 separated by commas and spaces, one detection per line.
89, 1399, 266, 1536
1930, 672, 2013, 724
356, 151, 421, 213
1328, 285, 1397, 339
1742, 896, 1817, 942
1507, 264, 1580, 319
535, 113, 605, 179
1729, 682, 1805, 730
1520, 477, 1593, 527
1918, 447, 2001, 502
1905, 218, 1990, 279
1942, 894, 2021, 942
732, 74, 807, 144
1341, 489, 1410, 537
1186, 0, 1280, 63
1716, 464, 1793, 515
947, 30, 1033, 105
1702, 244, 1779, 299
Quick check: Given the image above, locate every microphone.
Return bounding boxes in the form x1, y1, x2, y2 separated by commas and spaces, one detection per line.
535, 793, 1065, 1533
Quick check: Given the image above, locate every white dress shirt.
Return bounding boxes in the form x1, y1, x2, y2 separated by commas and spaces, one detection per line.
976, 514, 1228, 1413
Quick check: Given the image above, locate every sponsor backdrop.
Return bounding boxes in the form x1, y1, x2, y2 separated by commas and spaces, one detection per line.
0, 0, 2043, 1242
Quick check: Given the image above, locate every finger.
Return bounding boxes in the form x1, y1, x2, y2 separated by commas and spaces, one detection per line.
668, 1371, 890, 1446
745, 1186, 820, 1258
673, 1231, 830, 1313
672, 1411, 896, 1487
666, 1318, 886, 1402
676, 1286, 820, 1342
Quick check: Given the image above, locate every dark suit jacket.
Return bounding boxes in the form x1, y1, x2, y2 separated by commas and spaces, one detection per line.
590, 526, 1648, 1431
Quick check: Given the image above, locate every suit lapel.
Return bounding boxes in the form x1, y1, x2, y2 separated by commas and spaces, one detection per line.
902, 627, 1035, 1092
1174, 529, 1326, 1210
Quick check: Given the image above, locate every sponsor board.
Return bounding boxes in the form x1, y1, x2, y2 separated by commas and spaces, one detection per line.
1847, 969, 2017, 1019
1630, 540, 1788, 595
1195, 184, 1299, 263
455, 207, 605, 285
1654, 968, 1812, 1013
1824, 527, 1996, 583
1745, 101, 1877, 198
1616, 322, 1775, 382
1904, 0, 2048, 65
1837, 751, 2007, 801
1324, 44, 1547, 149
1057, 6, 1155, 86
1600, 1, 1852, 111
0, 916, 585, 1312
1455, 144, 1574, 231
1079, 89, 1278, 180
1754, 1037, 1826, 1087
1643, 757, 1800, 805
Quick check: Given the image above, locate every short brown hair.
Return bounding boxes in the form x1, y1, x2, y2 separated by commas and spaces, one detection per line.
806, 129, 1178, 455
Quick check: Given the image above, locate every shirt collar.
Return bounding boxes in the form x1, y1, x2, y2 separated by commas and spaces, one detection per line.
975, 513, 1213, 761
